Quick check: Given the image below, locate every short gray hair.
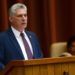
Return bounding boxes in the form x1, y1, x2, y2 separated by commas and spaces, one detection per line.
9, 3, 27, 16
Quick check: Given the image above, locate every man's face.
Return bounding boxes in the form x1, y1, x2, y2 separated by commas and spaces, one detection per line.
9, 8, 27, 32
69, 42, 75, 55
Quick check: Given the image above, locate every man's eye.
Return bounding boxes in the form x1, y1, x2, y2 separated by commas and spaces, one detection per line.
16, 14, 27, 17
17, 15, 22, 17
24, 14, 27, 17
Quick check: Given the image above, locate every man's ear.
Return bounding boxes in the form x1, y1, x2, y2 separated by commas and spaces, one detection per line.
9, 17, 13, 22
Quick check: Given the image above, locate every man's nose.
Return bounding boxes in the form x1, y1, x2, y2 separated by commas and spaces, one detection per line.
22, 15, 27, 19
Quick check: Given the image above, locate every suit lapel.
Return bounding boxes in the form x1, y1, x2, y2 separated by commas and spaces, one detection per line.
26, 31, 34, 49
25, 31, 36, 58
7, 28, 24, 59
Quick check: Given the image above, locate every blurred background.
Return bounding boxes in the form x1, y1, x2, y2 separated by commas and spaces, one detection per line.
0, 0, 75, 57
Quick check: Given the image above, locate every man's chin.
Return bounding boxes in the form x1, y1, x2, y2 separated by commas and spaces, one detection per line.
23, 25, 27, 29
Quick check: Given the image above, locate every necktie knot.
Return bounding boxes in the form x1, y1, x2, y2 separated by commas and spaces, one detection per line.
20, 32, 24, 37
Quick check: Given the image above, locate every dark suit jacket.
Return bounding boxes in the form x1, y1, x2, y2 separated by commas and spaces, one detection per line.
0, 28, 43, 70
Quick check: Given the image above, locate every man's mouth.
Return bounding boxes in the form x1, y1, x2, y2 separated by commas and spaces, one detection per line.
22, 22, 26, 25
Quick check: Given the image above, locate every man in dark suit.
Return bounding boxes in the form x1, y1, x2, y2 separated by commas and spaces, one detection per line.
0, 3, 43, 70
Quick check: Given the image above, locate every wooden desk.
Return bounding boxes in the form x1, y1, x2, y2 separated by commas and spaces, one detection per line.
1, 56, 75, 75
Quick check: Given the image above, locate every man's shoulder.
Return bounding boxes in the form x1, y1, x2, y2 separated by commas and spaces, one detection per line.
0, 32, 7, 37
25, 30, 38, 40
25, 30, 36, 36
0, 32, 7, 42
0, 28, 10, 39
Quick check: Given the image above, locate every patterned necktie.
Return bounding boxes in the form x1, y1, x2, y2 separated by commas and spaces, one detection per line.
20, 33, 33, 59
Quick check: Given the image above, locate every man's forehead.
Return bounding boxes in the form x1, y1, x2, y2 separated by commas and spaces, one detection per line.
14, 9, 27, 15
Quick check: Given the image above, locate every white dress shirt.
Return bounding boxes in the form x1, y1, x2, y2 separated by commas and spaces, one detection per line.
11, 26, 33, 60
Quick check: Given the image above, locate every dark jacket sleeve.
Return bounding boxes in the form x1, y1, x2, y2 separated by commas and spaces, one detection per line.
0, 33, 5, 70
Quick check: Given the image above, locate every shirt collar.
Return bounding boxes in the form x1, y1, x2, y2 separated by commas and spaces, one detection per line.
11, 26, 21, 37
11, 26, 27, 38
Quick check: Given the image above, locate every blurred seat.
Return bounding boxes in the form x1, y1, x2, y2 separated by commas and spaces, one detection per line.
50, 42, 67, 57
